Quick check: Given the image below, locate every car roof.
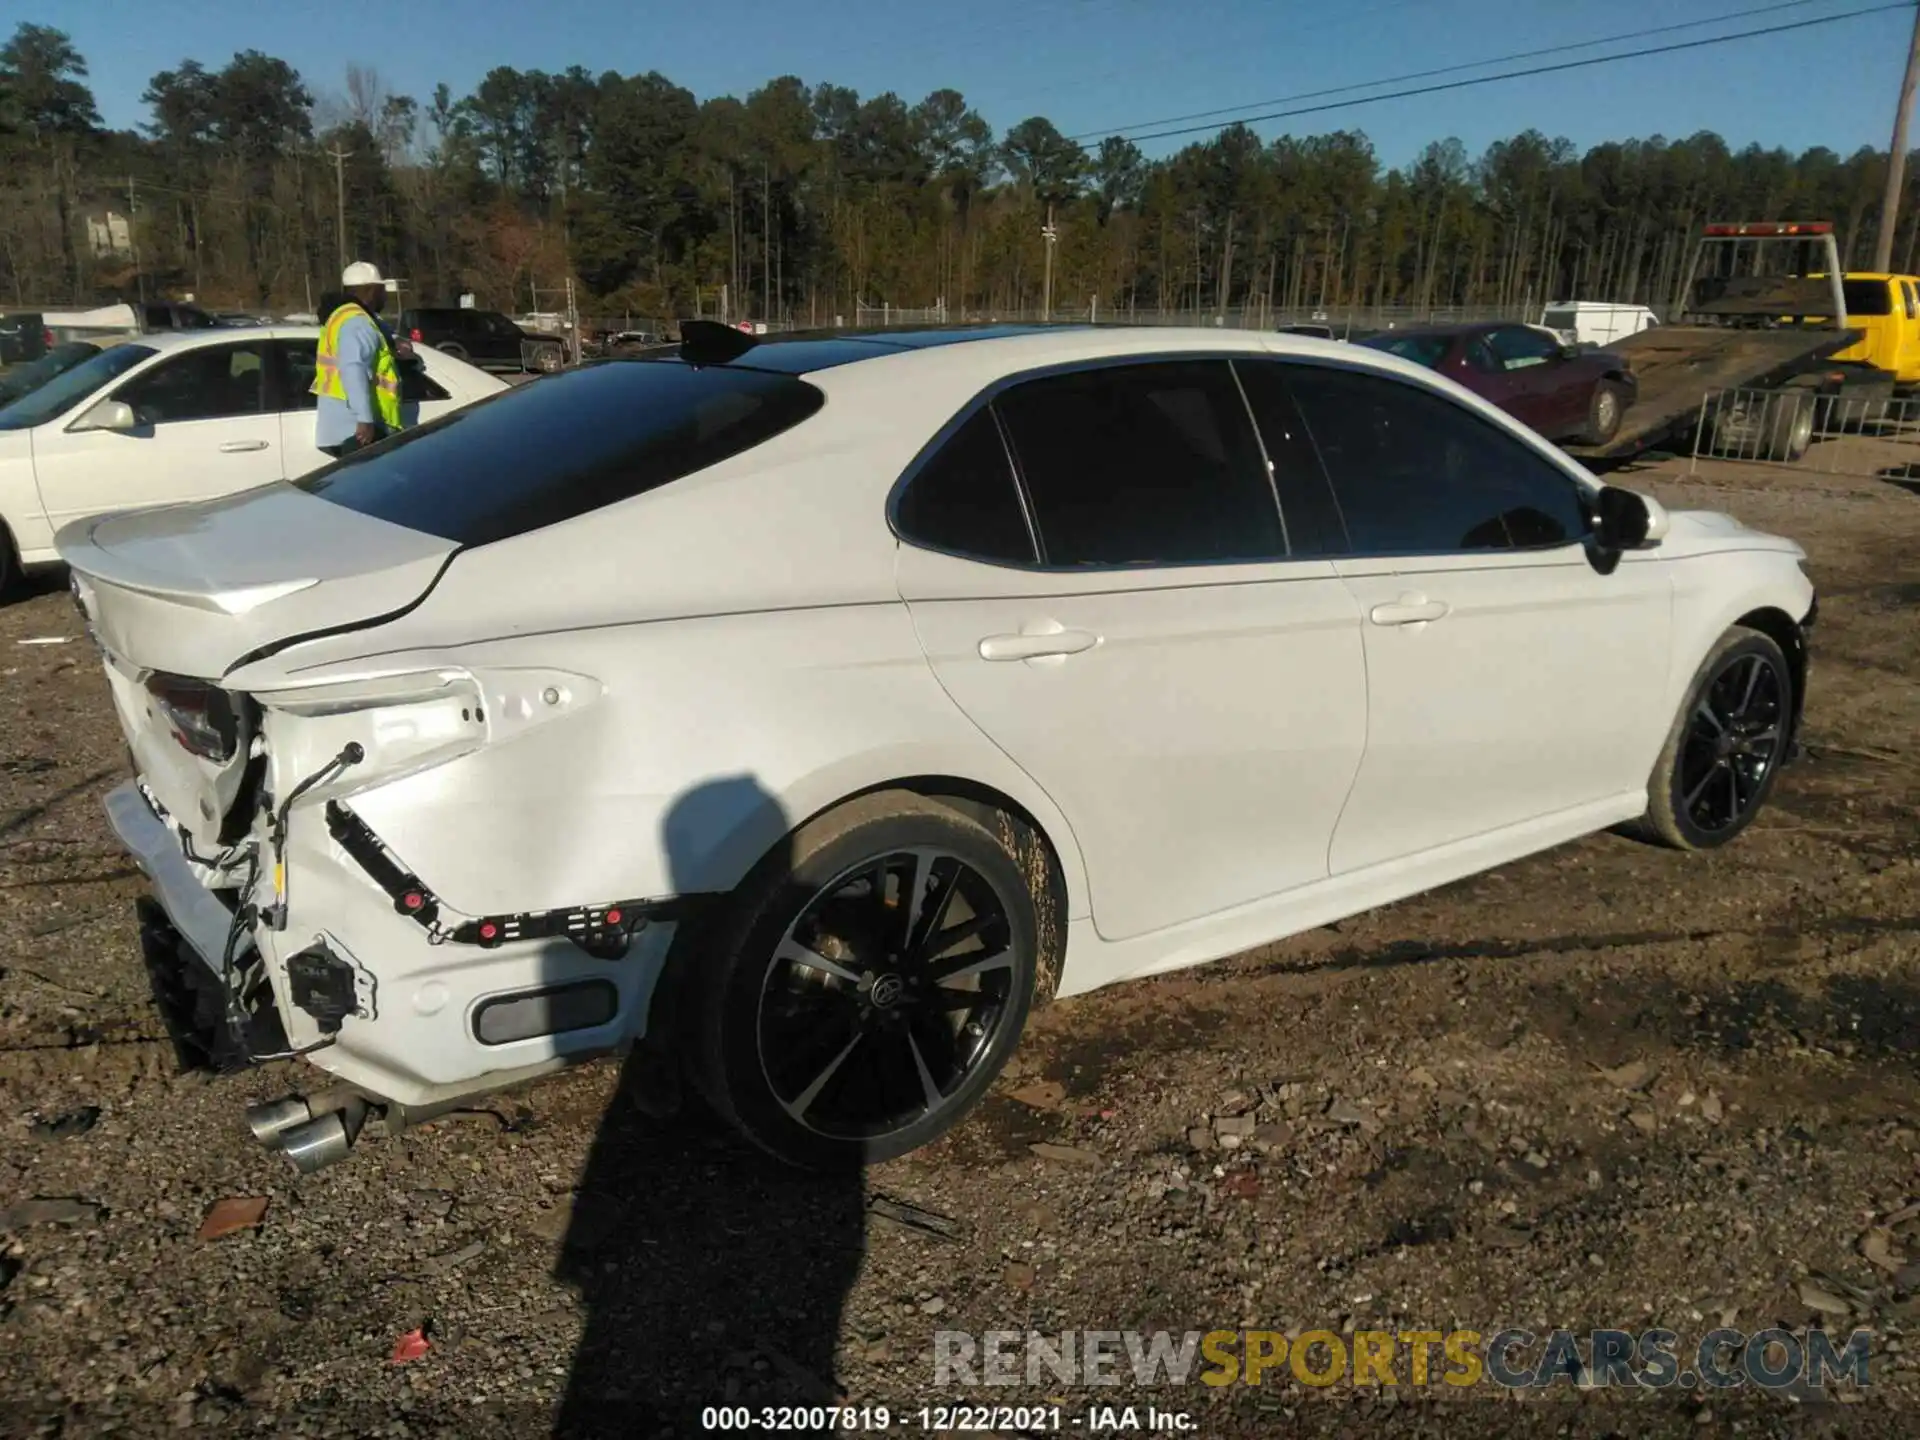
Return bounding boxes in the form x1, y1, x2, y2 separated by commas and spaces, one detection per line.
674, 323, 1387, 382
1356, 322, 1498, 340
115, 326, 321, 354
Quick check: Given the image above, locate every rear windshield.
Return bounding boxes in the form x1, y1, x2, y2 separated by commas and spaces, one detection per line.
1841, 280, 1894, 316
295, 358, 825, 547
1358, 333, 1451, 369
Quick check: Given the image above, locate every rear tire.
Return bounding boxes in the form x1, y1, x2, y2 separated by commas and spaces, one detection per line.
683, 792, 1045, 1171
1638, 626, 1794, 851
0, 524, 17, 601
1709, 392, 1812, 462
1581, 381, 1626, 445
434, 341, 468, 360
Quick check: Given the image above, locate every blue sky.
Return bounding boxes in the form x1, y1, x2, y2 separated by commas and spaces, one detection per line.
56, 0, 1916, 168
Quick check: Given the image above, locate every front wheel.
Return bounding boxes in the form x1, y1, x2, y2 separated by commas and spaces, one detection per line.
1639, 626, 1794, 851
684, 792, 1045, 1170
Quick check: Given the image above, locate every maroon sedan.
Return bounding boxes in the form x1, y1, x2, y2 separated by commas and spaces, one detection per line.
1357, 322, 1637, 445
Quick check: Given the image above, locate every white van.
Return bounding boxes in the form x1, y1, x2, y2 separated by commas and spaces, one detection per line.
1541, 301, 1659, 348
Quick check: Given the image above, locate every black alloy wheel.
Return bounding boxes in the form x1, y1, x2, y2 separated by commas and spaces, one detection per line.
758, 847, 1016, 1141
1640, 626, 1794, 850
685, 792, 1043, 1170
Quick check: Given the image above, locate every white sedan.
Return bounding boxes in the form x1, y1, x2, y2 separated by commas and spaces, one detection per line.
63, 322, 1814, 1174
1, 326, 505, 594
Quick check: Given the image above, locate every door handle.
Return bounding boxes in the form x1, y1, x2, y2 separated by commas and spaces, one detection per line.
978, 629, 1100, 661
1368, 595, 1451, 626
218, 439, 269, 453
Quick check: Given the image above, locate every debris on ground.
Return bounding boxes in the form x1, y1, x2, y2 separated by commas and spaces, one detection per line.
1005, 1080, 1066, 1110
1595, 1058, 1656, 1091
1027, 1142, 1102, 1167
28, 1106, 99, 1140
866, 1194, 965, 1242
196, 1196, 269, 1241
0, 1198, 102, 1230
389, 1327, 431, 1364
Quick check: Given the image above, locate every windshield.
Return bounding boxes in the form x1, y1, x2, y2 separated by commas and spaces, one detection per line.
0, 343, 155, 431
1358, 333, 1452, 370
0, 342, 101, 408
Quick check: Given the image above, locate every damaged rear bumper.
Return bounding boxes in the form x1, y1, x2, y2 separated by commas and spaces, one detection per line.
103, 779, 681, 1112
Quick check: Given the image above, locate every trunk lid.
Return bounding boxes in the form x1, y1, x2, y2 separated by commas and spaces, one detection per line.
61, 482, 457, 851
61, 481, 457, 680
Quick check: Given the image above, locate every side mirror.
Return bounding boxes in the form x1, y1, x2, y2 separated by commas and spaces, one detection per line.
1557, 342, 1581, 361
1594, 485, 1667, 549
70, 398, 138, 434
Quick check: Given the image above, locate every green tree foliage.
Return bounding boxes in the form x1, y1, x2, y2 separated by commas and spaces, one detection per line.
3, 17, 1918, 323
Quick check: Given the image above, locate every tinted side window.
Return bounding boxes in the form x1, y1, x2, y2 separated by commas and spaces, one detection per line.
1485, 326, 1560, 370
1841, 280, 1893, 316
1232, 359, 1347, 557
297, 359, 824, 548
895, 409, 1035, 564
277, 340, 319, 411
115, 343, 266, 424
994, 360, 1283, 566
1286, 365, 1590, 554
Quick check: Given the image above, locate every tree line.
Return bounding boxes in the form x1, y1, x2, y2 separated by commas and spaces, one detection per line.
0, 19, 1910, 323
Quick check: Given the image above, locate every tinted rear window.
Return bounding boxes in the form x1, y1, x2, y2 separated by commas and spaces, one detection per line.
1842, 280, 1894, 316
295, 359, 824, 547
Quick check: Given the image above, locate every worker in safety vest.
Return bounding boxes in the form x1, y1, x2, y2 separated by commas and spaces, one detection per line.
313, 261, 408, 458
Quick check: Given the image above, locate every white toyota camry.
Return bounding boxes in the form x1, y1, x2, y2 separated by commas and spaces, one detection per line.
1, 326, 505, 595
61, 322, 1815, 1172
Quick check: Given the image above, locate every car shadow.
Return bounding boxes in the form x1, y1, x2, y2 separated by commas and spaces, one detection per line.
549, 774, 866, 1437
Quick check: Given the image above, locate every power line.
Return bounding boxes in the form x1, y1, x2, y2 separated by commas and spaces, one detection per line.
1091, 0, 1915, 150
1069, 0, 1840, 143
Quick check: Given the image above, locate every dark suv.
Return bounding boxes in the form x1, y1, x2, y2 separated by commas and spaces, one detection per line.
400, 307, 568, 373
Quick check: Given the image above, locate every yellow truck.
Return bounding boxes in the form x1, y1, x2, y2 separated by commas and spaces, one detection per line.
1813, 272, 1920, 387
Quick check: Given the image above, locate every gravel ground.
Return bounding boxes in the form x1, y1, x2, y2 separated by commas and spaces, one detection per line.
2, 451, 1917, 1439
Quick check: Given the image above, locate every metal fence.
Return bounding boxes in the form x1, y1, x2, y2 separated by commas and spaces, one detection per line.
1689, 387, 1920, 481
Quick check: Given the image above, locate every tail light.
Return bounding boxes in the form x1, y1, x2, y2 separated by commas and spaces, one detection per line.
144, 673, 239, 761
43, 327, 55, 350
409, 328, 423, 342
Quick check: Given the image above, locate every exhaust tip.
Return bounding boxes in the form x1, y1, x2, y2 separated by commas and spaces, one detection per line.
278, 1112, 354, 1174
245, 1095, 313, 1146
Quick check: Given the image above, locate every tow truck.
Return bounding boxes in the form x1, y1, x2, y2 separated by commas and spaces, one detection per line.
1566, 221, 1882, 463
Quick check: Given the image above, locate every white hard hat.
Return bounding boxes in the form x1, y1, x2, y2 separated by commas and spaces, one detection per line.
341, 260, 384, 286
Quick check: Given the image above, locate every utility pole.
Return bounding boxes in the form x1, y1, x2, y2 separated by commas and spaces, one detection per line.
1041, 204, 1058, 323
127, 175, 145, 304
762, 162, 771, 324
1876, 2, 1920, 272
327, 144, 353, 275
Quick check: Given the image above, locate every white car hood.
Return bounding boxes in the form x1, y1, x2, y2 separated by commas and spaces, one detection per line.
58, 481, 457, 680
1658, 508, 1806, 561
